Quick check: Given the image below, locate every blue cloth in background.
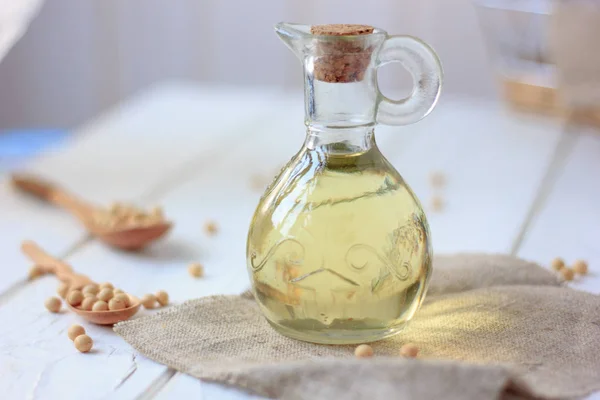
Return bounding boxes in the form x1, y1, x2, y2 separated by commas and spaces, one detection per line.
0, 130, 69, 172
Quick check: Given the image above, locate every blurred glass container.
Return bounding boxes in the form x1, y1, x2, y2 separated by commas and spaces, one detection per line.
475, 0, 553, 80
475, 0, 559, 114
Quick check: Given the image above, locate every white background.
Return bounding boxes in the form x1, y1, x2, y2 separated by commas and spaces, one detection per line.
0, 0, 496, 129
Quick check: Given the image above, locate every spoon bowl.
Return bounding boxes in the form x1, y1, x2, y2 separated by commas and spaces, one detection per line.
90, 222, 172, 251
67, 294, 141, 325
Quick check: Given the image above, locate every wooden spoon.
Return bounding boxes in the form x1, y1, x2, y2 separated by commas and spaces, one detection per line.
22, 241, 141, 325
11, 174, 171, 251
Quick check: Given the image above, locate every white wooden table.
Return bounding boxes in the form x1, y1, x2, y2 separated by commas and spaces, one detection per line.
1, 81, 598, 400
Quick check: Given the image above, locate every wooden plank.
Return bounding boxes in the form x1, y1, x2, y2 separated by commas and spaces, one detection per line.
156, 378, 261, 400
381, 96, 564, 254
0, 82, 278, 295
153, 374, 203, 400
0, 276, 167, 399
518, 128, 600, 294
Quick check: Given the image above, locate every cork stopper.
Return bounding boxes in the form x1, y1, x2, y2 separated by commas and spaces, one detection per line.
310, 24, 375, 36
310, 24, 376, 83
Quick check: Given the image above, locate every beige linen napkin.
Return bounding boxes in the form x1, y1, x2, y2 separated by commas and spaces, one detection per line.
115, 254, 600, 399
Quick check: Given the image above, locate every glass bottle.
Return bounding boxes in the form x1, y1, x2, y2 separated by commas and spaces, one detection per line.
247, 23, 443, 344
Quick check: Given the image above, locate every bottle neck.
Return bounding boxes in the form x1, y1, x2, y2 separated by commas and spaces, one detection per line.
303, 62, 378, 129
304, 125, 376, 154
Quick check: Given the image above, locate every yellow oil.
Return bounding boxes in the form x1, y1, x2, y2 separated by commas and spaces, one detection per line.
247, 139, 432, 344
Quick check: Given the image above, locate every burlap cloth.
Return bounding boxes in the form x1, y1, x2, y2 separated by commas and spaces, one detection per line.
115, 254, 600, 400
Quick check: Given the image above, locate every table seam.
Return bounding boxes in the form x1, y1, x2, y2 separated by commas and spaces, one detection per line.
509, 123, 580, 255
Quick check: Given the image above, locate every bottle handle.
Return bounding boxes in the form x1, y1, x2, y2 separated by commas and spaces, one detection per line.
376, 35, 443, 126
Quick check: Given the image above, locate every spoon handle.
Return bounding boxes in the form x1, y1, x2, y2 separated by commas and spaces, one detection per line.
11, 174, 95, 221
21, 241, 93, 288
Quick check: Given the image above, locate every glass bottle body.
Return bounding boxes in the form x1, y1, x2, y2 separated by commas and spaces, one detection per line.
247, 129, 432, 344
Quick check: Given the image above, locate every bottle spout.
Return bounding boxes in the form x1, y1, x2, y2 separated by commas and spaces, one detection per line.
274, 22, 312, 60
